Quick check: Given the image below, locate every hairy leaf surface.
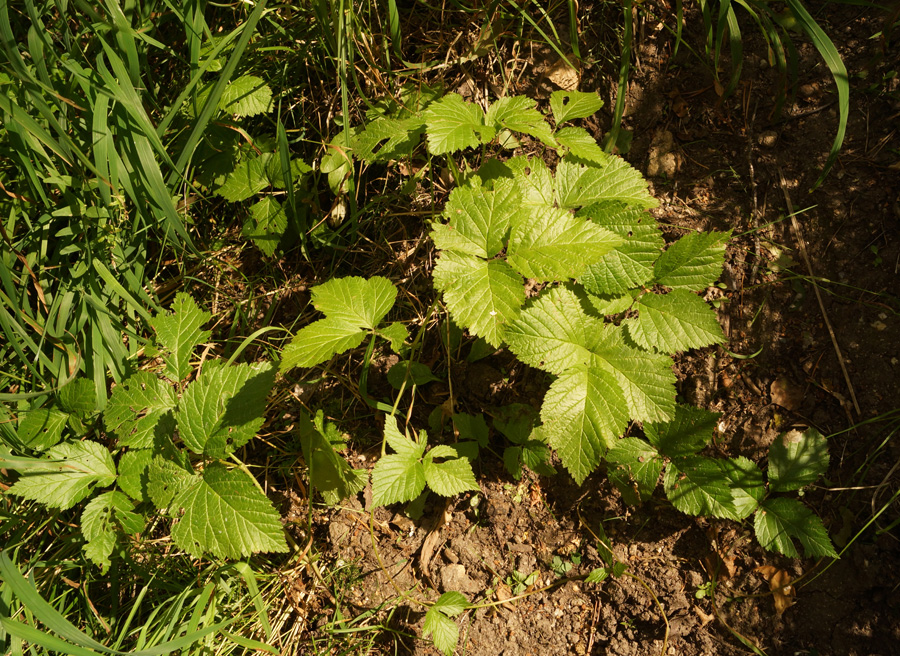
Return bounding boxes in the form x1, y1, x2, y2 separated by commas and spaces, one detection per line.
755, 497, 838, 558
312, 276, 398, 330
281, 318, 367, 370
485, 96, 556, 146
555, 127, 606, 163
644, 404, 720, 458
556, 156, 656, 210
431, 183, 520, 258
653, 231, 730, 290
549, 90, 605, 125
150, 293, 212, 383
664, 456, 740, 520
768, 428, 829, 492
105, 372, 176, 449
606, 437, 664, 503
424, 93, 488, 154
627, 290, 726, 353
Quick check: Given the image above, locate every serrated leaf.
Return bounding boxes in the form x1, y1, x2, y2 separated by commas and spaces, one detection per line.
169, 463, 287, 559
371, 453, 426, 506
320, 128, 356, 195
555, 126, 606, 163
644, 404, 720, 458
378, 321, 408, 352
220, 75, 272, 117
432, 590, 468, 615
586, 291, 639, 316
520, 441, 556, 477
549, 90, 605, 125
82, 491, 141, 571
59, 379, 97, 418
664, 456, 740, 520
653, 231, 730, 290
506, 156, 555, 209
717, 456, 764, 519
423, 455, 479, 497
556, 156, 656, 210
281, 318, 367, 371
352, 116, 425, 162
578, 204, 664, 295
383, 415, 427, 460
432, 252, 525, 347
541, 365, 629, 484
7, 440, 116, 510
627, 290, 726, 353
311, 276, 398, 330
485, 96, 556, 146
755, 497, 838, 559
431, 182, 521, 258
606, 437, 663, 502
267, 156, 311, 189
507, 206, 622, 281
216, 152, 270, 202
297, 413, 367, 506
17, 408, 68, 451
506, 286, 610, 375
150, 293, 212, 383
147, 456, 195, 509
117, 449, 154, 502
594, 344, 676, 424
243, 197, 286, 257
105, 372, 176, 449
423, 93, 490, 154
768, 428, 829, 492
177, 361, 276, 458
423, 606, 459, 656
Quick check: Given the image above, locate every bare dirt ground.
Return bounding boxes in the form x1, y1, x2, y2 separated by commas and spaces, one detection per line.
265, 3, 900, 654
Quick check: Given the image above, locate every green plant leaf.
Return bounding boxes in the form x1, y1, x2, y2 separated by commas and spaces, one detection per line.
644, 404, 720, 458
432, 252, 525, 347
243, 197, 286, 256
177, 361, 276, 458
626, 289, 726, 353
383, 415, 427, 460
150, 293, 212, 383
105, 372, 177, 449
506, 156, 555, 209
352, 116, 425, 162
371, 453, 426, 506
423, 453, 479, 497
507, 206, 623, 281
586, 291, 639, 316
717, 456, 764, 519
17, 408, 68, 451
541, 365, 629, 484
768, 427, 829, 492
219, 75, 272, 117
7, 440, 116, 510
664, 456, 740, 520
81, 491, 142, 571
754, 497, 838, 558
117, 448, 154, 502
58, 379, 97, 418
493, 404, 537, 444
387, 361, 440, 390
311, 276, 398, 331
378, 321, 408, 352
485, 96, 556, 146
653, 231, 730, 290
281, 319, 367, 371
147, 456, 196, 509
423, 606, 459, 656
556, 155, 656, 210
169, 463, 288, 559
549, 90, 605, 125
453, 412, 490, 447
555, 126, 606, 163
430, 182, 521, 259
594, 344, 676, 424
216, 152, 270, 201
432, 590, 468, 616
606, 437, 663, 503
424, 93, 490, 154
297, 413, 367, 506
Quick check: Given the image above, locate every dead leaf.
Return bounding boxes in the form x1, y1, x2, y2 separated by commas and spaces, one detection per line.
668, 90, 689, 118
755, 565, 794, 616
495, 581, 515, 610
770, 376, 804, 411
418, 500, 452, 578
545, 54, 580, 91
694, 606, 715, 627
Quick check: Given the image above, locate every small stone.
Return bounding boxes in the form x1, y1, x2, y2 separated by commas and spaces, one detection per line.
647, 130, 681, 177
758, 130, 778, 147
440, 564, 480, 593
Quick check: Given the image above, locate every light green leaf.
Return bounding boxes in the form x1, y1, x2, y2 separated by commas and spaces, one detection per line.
320, 128, 356, 195
506, 286, 610, 375
664, 456, 740, 520
717, 456, 764, 519
541, 365, 629, 484
507, 206, 622, 281
594, 345, 676, 424
755, 497, 838, 559
17, 408, 68, 451
423, 93, 490, 154
653, 231, 730, 290
117, 448, 154, 502
147, 456, 195, 509
311, 276, 398, 330
555, 126, 606, 163
423, 455, 479, 497
549, 90, 605, 125
432, 252, 525, 347
371, 453, 426, 506
177, 361, 276, 458
216, 152, 270, 202
105, 372, 174, 449
219, 75, 272, 117
59, 379, 97, 418
506, 156, 555, 209
430, 182, 521, 258
556, 156, 656, 210
768, 428, 830, 492
423, 606, 459, 656
586, 291, 639, 316
578, 204, 664, 295
383, 415, 427, 460
432, 590, 469, 616
297, 413, 367, 506
352, 116, 425, 162
7, 440, 116, 510
606, 437, 663, 503
170, 463, 288, 559
626, 290, 726, 353
81, 491, 141, 571
485, 96, 556, 146
243, 197, 286, 257
280, 318, 366, 371
378, 321, 408, 352
644, 404, 720, 458
150, 293, 212, 383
